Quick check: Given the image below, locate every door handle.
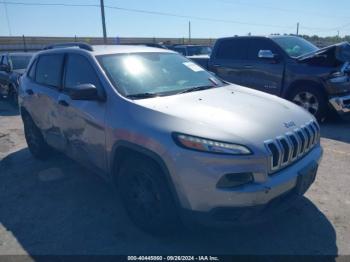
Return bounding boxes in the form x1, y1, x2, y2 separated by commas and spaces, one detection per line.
58, 99, 69, 107
244, 65, 254, 69
25, 89, 34, 95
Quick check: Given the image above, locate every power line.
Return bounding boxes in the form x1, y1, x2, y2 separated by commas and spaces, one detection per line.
217, 0, 350, 35
303, 22, 350, 32
1, 1, 295, 29
3, 0, 349, 36
217, 0, 350, 21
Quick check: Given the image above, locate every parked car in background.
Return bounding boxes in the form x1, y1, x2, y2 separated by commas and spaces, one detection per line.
190, 36, 350, 120
170, 44, 212, 56
128, 43, 169, 49
19, 43, 322, 234
0, 52, 34, 104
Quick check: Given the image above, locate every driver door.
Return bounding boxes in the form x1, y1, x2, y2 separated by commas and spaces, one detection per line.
56, 53, 107, 172
241, 38, 285, 96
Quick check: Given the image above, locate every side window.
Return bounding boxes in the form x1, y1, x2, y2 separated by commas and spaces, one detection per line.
247, 39, 280, 60
35, 54, 64, 88
64, 54, 100, 89
0, 55, 3, 64
174, 47, 187, 56
216, 39, 248, 60
28, 59, 37, 80
3, 55, 9, 65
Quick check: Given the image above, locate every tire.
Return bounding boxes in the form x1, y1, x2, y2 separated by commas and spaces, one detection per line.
289, 85, 328, 121
8, 85, 18, 107
117, 155, 181, 235
23, 113, 52, 160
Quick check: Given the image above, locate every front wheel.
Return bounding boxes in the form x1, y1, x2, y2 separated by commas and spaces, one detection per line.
289, 86, 328, 121
117, 156, 181, 235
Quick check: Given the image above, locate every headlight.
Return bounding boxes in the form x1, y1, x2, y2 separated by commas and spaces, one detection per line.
173, 133, 252, 155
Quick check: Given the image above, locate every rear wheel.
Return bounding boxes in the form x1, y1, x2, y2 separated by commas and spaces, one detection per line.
289, 85, 328, 121
23, 113, 52, 160
117, 156, 181, 235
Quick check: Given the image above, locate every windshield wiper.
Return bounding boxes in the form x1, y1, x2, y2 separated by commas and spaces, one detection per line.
178, 85, 216, 94
126, 92, 159, 99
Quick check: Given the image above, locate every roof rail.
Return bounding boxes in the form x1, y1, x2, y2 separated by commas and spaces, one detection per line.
43, 42, 94, 51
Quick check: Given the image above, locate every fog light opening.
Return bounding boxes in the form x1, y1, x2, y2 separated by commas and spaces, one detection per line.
217, 173, 254, 189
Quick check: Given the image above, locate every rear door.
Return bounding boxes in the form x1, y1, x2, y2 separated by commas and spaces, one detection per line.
24, 53, 65, 150
241, 38, 285, 95
56, 53, 107, 172
210, 38, 248, 85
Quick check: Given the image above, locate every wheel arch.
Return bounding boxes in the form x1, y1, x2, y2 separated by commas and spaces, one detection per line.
284, 79, 327, 99
110, 140, 183, 210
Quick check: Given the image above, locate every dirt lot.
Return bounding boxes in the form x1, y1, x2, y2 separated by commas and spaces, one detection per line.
0, 99, 350, 256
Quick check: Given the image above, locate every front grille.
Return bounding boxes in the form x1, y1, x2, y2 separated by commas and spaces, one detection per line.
265, 121, 320, 174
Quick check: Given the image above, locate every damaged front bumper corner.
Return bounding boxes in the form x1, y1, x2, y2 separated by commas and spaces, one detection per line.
329, 94, 350, 115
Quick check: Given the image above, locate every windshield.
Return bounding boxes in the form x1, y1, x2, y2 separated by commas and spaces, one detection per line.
187, 46, 212, 56
10, 55, 33, 70
272, 37, 319, 58
97, 53, 224, 98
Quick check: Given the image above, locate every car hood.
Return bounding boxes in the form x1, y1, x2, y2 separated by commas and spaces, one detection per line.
133, 84, 314, 143
298, 42, 350, 63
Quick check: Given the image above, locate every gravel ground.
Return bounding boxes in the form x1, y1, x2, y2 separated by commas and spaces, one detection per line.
0, 99, 349, 256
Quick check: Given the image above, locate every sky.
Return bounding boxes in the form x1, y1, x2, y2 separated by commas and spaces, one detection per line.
1, 0, 350, 38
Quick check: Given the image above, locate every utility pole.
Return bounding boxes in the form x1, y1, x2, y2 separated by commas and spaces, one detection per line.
188, 21, 191, 44
296, 22, 299, 36
100, 0, 107, 44
4, 1, 12, 36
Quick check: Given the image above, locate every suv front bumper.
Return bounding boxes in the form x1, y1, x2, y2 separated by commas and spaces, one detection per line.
181, 188, 301, 227
168, 145, 323, 223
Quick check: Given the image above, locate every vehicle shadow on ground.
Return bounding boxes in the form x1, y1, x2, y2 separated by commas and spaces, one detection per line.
320, 118, 350, 144
0, 99, 19, 117
0, 148, 338, 256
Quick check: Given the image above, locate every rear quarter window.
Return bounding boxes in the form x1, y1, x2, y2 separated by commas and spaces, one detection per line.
35, 54, 64, 88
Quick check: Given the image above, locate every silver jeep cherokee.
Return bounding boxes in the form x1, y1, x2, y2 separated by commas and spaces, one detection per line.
19, 43, 323, 234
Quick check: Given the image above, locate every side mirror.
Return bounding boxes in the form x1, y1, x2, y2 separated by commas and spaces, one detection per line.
68, 83, 101, 101
258, 50, 275, 59
0, 64, 11, 73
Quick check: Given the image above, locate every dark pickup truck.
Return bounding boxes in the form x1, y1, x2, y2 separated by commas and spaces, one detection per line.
191, 36, 350, 120
0, 52, 34, 104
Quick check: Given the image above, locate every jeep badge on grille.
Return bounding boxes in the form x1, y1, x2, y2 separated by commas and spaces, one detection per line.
284, 121, 296, 128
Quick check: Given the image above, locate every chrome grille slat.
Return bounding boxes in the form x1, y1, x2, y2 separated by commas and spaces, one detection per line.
308, 123, 317, 145
303, 126, 312, 151
287, 133, 300, 161
278, 136, 293, 166
264, 121, 320, 174
296, 128, 307, 155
